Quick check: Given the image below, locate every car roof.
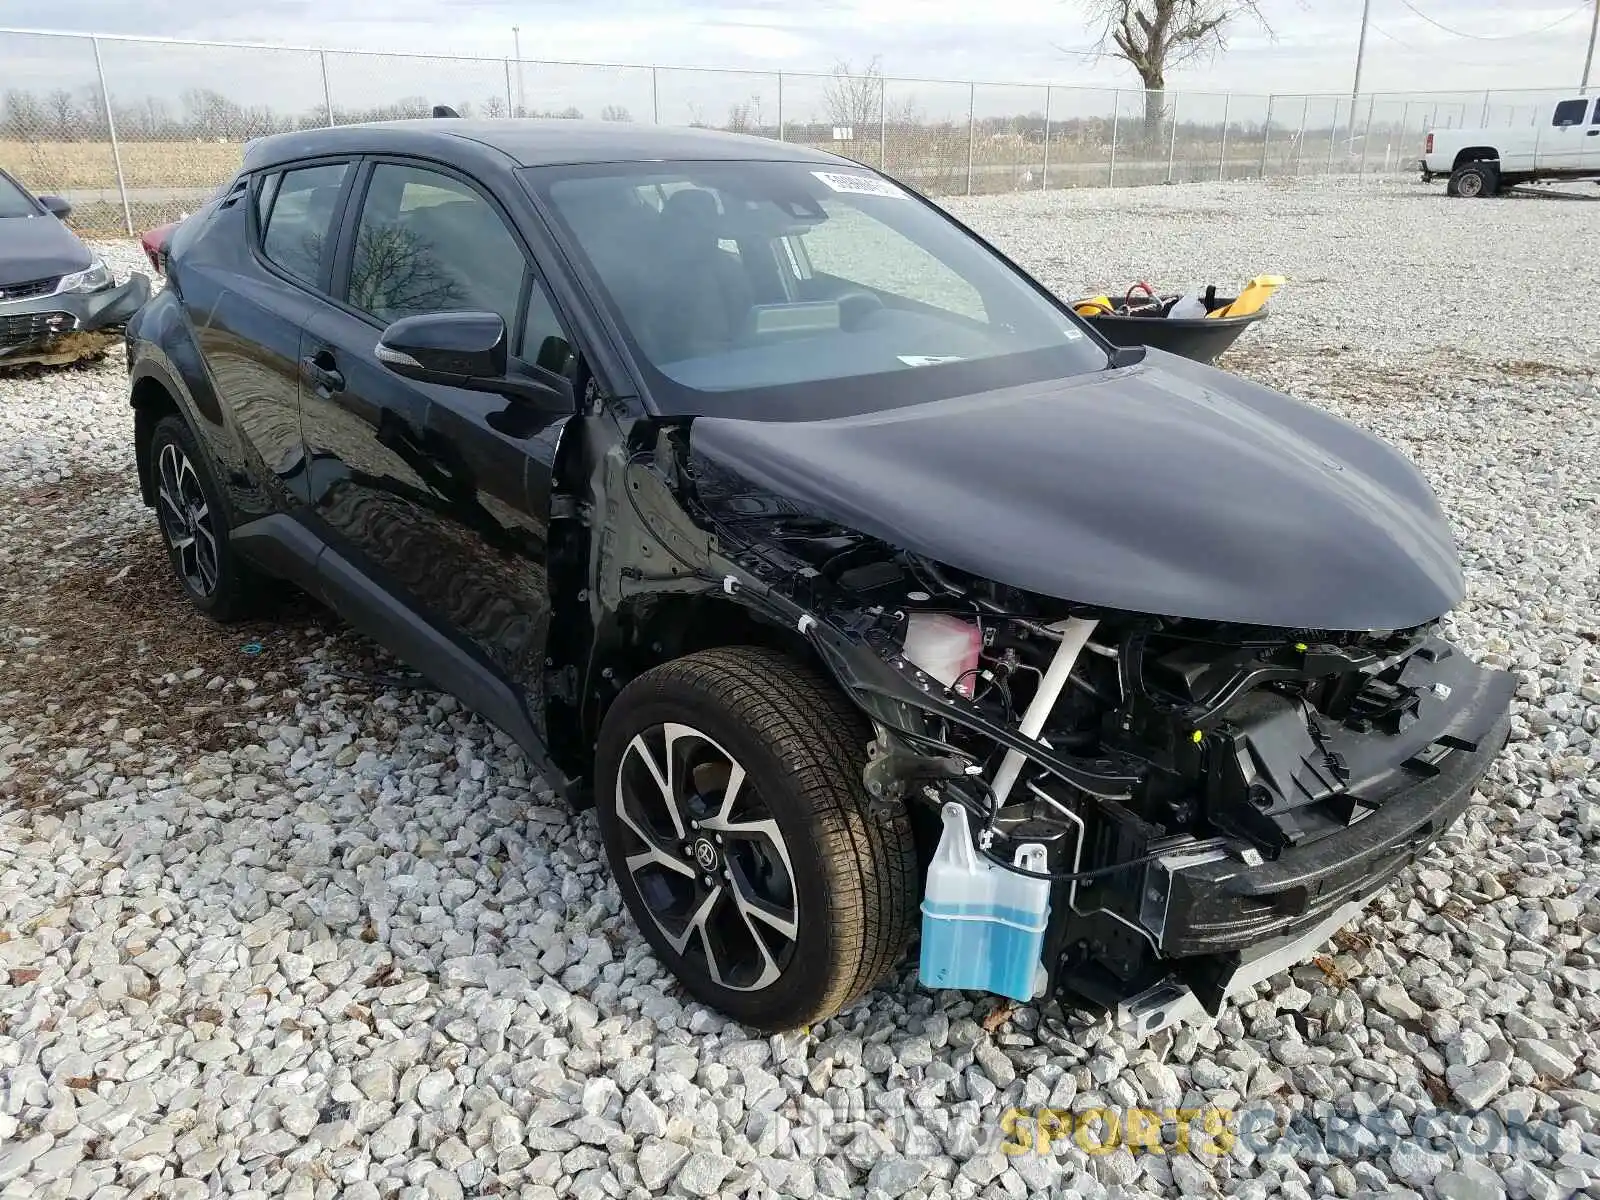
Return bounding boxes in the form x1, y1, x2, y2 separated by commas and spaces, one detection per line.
243, 119, 854, 173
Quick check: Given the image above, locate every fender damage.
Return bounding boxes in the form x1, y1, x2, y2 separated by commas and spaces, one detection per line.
638, 357, 1517, 1033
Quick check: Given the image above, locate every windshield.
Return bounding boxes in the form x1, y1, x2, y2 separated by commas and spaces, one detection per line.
0, 173, 37, 219
524, 159, 1106, 419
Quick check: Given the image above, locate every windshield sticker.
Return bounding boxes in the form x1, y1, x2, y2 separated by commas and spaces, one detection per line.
897, 354, 965, 367
812, 171, 906, 198
1061, 327, 1085, 340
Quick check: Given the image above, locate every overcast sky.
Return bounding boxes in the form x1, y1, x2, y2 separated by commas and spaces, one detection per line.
2, 1, 1592, 114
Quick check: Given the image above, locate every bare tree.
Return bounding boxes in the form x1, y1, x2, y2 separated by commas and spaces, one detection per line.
1079, 0, 1269, 135
725, 94, 764, 134
823, 57, 883, 137
600, 104, 632, 122
483, 95, 507, 119
46, 88, 78, 139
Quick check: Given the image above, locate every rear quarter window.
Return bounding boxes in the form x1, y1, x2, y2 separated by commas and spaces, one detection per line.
258, 162, 349, 288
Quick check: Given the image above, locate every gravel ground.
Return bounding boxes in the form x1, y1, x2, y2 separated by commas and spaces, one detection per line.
3, 181, 1599, 1200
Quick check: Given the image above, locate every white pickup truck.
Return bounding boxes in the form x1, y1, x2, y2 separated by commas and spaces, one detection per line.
1421, 94, 1600, 197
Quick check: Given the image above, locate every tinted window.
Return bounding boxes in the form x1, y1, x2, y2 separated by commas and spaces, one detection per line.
348, 163, 525, 327
254, 173, 280, 234
529, 159, 1105, 420
1594, 103, 1600, 125
1553, 99, 1588, 126
0, 172, 36, 219
260, 162, 348, 287
522, 281, 576, 380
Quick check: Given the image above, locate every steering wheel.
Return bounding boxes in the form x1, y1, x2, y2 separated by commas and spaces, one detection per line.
836, 290, 885, 331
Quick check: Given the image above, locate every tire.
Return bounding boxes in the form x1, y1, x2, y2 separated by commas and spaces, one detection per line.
147, 413, 261, 622
1448, 162, 1497, 199
594, 646, 917, 1030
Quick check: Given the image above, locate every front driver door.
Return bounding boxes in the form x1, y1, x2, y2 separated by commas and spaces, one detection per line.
299, 157, 570, 749
1544, 98, 1590, 171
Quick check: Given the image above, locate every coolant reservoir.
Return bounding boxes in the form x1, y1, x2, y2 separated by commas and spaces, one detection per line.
902, 612, 981, 697
919, 804, 1050, 1003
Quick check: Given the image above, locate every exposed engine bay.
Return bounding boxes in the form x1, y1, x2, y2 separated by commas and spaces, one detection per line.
675, 434, 1516, 1033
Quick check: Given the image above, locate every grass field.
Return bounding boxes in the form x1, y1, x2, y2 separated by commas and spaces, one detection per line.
0, 139, 244, 192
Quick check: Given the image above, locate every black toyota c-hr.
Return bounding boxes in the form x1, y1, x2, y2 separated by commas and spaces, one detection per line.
127, 118, 1513, 1033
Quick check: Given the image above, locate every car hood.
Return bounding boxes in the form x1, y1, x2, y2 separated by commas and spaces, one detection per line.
0, 214, 92, 287
689, 352, 1465, 631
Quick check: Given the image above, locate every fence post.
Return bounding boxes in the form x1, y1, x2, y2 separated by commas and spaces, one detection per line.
1481, 89, 1490, 125
1041, 85, 1052, 189
1326, 97, 1339, 172
1109, 92, 1120, 186
652, 67, 660, 124
1166, 91, 1179, 183
879, 77, 887, 171
1359, 93, 1374, 176
90, 37, 134, 237
503, 59, 513, 117
1294, 95, 1309, 174
322, 51, 335, 126
777, 72, 784, 141
1218, 92, 1231, 180
965, 82, 975, 195
1260, 94, 1274, 178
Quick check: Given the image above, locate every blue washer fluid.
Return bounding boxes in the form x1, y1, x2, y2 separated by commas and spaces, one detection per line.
918, 803, 1050, 1003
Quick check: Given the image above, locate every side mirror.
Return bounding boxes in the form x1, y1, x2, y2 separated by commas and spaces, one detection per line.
39, 195, 72, 219
376, 311, 508, 382
375, 310, 568, 408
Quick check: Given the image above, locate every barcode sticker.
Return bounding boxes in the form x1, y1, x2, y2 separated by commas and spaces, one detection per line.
811, 171, 906, 198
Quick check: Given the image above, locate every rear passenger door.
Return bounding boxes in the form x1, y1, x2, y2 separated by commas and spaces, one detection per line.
197, 159, 352, 518
298, 157, 573, 741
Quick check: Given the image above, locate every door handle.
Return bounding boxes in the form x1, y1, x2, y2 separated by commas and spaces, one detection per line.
300, 353, 345, 395
1588, 130, 1599, 136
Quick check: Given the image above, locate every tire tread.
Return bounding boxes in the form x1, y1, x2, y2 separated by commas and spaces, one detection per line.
612, 646, 917, 1027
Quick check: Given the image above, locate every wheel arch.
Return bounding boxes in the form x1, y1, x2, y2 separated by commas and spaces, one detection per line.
130, 369, 184, 508
577, 592, 843, 777
1452, 147, 1500, 170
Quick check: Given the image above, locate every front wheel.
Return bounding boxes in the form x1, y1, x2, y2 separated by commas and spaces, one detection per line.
594, 647, 918, 1030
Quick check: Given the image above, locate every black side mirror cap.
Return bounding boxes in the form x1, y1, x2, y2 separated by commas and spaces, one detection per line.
39, 195, 72, 219
377, 311, 509, 381
1107, 344, 1147, 369
376, 310, 567, 408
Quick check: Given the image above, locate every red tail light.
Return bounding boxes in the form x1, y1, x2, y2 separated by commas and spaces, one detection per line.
140, 222, 176, 276
1425, 133, 1434, 154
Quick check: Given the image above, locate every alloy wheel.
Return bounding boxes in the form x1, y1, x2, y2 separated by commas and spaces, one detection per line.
1458, 172, 1484, 197
613, 722, 799, 991
156, 441, 219, 597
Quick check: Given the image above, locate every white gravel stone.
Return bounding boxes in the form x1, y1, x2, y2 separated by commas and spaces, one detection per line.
637, 1138, 691, 1191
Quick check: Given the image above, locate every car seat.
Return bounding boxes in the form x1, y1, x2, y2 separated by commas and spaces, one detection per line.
644, 188, 752, 362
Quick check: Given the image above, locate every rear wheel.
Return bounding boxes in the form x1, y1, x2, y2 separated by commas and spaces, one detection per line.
148, 414, 260, 622
594, 647, 918, 1030
1448, 162, 1498, 198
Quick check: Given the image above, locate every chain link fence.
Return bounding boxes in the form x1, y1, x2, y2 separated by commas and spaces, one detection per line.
0, 28, 1583, 235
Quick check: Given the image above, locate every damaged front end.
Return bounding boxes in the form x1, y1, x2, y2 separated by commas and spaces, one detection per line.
1, 269, 151, 368
683, 436, 1515, 1036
